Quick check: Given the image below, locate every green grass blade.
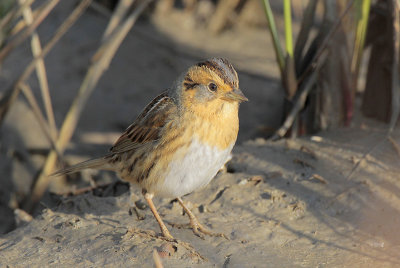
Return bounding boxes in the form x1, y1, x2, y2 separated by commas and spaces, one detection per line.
283, 0, 293, 58
261, 0, 285, 73
351, 0, 371, 80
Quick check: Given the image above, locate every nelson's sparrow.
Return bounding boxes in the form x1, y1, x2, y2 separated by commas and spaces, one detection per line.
54, 58, 247, 240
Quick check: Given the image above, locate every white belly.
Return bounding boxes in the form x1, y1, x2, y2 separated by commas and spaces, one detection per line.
154, 138, 234, 198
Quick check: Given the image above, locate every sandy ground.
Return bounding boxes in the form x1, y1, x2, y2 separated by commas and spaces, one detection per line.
1, 1, 400, 267
1, 126, 400, 267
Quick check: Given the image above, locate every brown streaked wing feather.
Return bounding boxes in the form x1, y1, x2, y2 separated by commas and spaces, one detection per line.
110, 91, 175, 154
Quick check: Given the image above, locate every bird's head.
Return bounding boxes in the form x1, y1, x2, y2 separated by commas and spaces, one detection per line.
173, 58, 248, 115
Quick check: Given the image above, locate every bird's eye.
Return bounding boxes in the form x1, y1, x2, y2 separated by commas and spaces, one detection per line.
208, 82, 217, 92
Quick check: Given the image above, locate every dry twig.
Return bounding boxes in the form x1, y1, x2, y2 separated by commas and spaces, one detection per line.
309, 174, 327, 184
0, 0, 59, 62
0, 0, 92, 126
102, 0, 134, 39
20, 83, 61, 157
0, 0, 35, 44
29, 0, 153, 209
18, 0, 57, 138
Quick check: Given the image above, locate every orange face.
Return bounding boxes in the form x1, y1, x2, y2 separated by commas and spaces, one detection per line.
180, 64, 247, 115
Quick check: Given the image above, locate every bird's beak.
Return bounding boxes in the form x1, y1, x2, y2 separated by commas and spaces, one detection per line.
223, 88, 248, 102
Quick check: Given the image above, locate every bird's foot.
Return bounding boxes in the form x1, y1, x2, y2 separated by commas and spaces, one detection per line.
189, 218, 228, 240
169, 219, 228, 240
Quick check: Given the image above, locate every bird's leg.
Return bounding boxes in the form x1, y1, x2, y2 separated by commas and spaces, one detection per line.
176, 197, 227, 239
143, 191, 174, 240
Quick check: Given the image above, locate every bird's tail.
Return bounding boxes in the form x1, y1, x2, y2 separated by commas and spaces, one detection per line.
51, 157, 112, 176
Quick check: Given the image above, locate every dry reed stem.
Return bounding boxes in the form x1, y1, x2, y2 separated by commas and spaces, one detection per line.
208, 0, 241, 34
89, 1, 112, 17
103, 0, 134, 40
0, 2, 18, 31
20, 83, 62, 159
272, 0, 356, 138
0, 0, 92, 126
0, 0, 59, 63
9, 5, 41, 36
19, 0, 57, 139
0, 0, 35, 35
29, 0, 153, 209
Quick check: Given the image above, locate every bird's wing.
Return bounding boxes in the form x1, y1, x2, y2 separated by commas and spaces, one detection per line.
109, 91, 176, 154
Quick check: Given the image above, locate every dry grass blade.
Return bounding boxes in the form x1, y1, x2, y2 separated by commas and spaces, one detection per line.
0, 0, 92, 127
89, 1, 112, 17
0, 0, 59, 63
20, 83, 62, 158
103, 0, 134, 39
0, 2, 17, 46
19, 0, 57, 138
0, 0, 35, 36
0, 81, 21, 125
29, 0, 153, 209
0, 1, 17, 31
9, 5, 42, 37
207, 0, 241, 34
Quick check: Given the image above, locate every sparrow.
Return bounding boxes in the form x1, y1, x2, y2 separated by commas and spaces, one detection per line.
54, 58, 247, 240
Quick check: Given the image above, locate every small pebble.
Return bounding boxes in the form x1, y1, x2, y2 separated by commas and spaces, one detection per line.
238, 179, 248, 185
156, 243, 177, 258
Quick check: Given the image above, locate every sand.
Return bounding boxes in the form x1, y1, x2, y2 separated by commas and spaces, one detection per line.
1, 1, 399, 267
